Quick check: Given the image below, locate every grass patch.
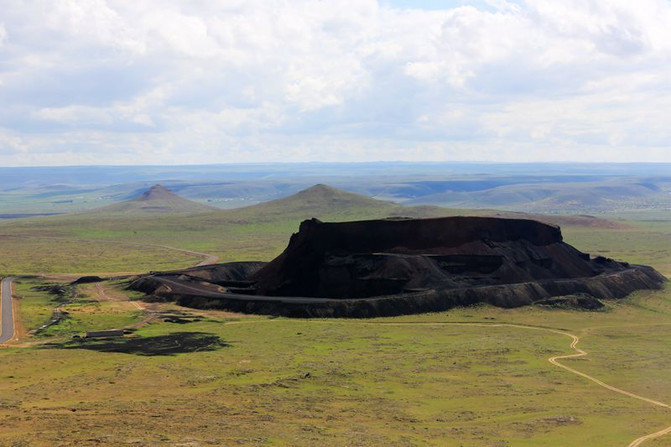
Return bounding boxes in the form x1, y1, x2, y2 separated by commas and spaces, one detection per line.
13, 277, 58, 331
13, 277, 146, 338
4, 305, 671, 445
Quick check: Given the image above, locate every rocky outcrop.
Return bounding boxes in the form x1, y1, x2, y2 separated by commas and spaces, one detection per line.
252, 217, 621, 298
128, 217, 666, 318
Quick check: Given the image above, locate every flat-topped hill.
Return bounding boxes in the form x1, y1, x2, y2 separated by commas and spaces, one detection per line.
251, 217, 622, 298
129, 216, 665, 317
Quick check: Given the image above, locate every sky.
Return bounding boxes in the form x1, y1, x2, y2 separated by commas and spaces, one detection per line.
1, 0, 670, 166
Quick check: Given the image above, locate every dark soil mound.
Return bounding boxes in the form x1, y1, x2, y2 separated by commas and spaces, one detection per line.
71, 275, 104, 285
131, 262, 266, 295
170, 261, 266, 286
534, 293, 605, 310
128, 217, 666, 318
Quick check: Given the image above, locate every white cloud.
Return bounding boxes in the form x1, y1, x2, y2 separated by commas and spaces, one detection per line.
0, 0, 670, 165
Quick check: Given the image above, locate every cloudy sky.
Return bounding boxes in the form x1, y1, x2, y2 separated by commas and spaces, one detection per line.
1, 0, 670, 166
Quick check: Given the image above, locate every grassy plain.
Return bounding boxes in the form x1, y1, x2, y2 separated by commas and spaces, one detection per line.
2, 287, 671, 446
0, 195, 670, 445
0, 236, 203, 276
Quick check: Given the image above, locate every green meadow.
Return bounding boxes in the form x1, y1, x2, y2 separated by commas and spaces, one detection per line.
3, 285, 671, 446
0, 189, 670, 446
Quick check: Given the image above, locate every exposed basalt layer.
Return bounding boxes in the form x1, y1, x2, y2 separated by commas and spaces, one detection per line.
128, 217, 666, 318
253, 217, 619, 298
161, 261, 265, 286
534, 294, 605, 310
130, 261, 266, 298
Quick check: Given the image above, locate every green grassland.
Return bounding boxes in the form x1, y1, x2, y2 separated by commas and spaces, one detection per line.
0, 235, 204, 276
12, 277, 59, 331
2, 285, 671, 445
562, 217, 671, 276
1, 188, 671, 445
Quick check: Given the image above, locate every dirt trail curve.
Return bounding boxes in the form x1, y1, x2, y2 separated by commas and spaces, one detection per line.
538, 327, 671, 446
290, 320, 671, 447
154, 278, 671, 446
400, 322, 671, 446
629, 426, 671, 447
152, 245, 219, 267
0, 277, 15, 343
81, 240, 220, 267
8, 234, 221, 270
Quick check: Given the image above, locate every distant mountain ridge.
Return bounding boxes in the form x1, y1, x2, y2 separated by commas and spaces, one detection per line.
213, 184, 623, 230
82, 183, 623, 230
2, 163, 669, 215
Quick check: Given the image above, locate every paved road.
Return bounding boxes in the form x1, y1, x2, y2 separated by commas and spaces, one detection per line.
0, 277, 15, 343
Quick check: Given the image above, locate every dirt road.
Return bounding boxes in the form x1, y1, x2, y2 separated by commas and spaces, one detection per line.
7, 234, 220, 272
288, 319, 671, 447
0, 277, 15, 343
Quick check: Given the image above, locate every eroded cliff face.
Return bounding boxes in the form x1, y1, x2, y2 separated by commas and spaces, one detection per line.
252, 217, 616, 299
128, 217, 666, 318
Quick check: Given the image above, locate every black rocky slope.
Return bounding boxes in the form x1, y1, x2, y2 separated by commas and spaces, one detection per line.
129, 217, 666, 317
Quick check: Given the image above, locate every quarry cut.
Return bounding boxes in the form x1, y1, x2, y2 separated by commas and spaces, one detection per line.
129, 216, 666, 317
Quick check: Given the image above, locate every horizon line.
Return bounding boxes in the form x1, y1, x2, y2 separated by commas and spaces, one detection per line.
2, 160, 671, 169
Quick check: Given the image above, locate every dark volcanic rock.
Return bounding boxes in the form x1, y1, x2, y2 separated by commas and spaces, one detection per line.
534, 293, 605, 310
164, 261, 266, 286
71, 275, 104, 285
128, 217, 666, 318
253, 217, 610, 298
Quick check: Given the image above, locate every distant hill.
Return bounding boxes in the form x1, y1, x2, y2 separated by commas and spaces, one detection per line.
212, 184, 622, 229
404, 180, 669, 213
218, 184, 400, 221
3, 163, 669, 215
93, 184, 217, 215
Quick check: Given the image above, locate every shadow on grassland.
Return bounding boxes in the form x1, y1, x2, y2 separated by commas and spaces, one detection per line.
43, 332, 229, 356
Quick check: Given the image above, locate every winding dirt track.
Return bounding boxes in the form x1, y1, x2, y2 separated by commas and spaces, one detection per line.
7, 234, 221, 271
147, 275, 671, 446
291, 320, 671, 446
152, 244, 219, 266
629, 425, 671, 447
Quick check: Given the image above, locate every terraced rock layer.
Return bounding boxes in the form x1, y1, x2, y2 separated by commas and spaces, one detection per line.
253, 217, 628, 298
129, 217, 666, 317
